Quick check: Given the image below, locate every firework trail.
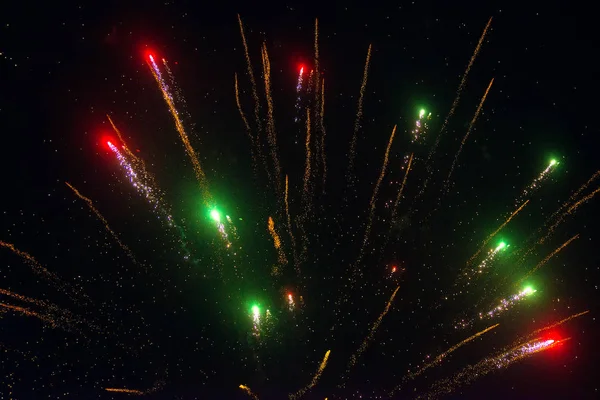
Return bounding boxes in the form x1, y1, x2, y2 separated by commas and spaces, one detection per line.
467, 241, 508, 279
0, 240, 86, 303
0, 302, 57, 328
235, 73, 254, 143
104, 387, 144, 395
146, 54, 212, 204
302, 107, 313, 209
389, 323, 499, 396
346, 44, 372, 184
289, 349, 331, 400
444, 78, 494, 193
517, 234, 579, 285
515, 159, 560, 206
354, 125, 397, 276
467, 200, 529, 266
528, 310, 589, 338
547, 170, 600, 224
390, 153, 414, 226
294, 67, 305, 122
107, 115, 141, 164
416, 17, 493, 201
319, 78, 327, 190
65, 182, 138, 264
267, 216, 288, 275
261, 43, 283, 198
285, 175, 301, 277
543, 186, 600, 242
237, 14, 262, 136
420, 337, 567, 399
313, 18, 319, 75
342, 286, 400, 385
239, 384, 260, 400
456, 287, 536, 329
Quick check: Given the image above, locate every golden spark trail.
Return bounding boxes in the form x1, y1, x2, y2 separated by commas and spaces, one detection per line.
347, 44, 372, 181
517, 234, 579, 284
302, 108, 312, 204
320, 78, 327, 190
261, 43, 282, 198
146, 57, 212, 204
390, 324, 499, 396
285, 176, 301, 277
390, 153, 414, 225
548, 170, 600, 223
0, 241, 60, 284
341, 286, 400, 386
239, 384, 260, 400
314, 18, 319, 75
0, 302, 57, 328
289, 350, 331, 400
467, 200, 529, 266
268, 216, 288, 269
444, 78, 494, 190
65, 182, 138, 264
104, 388, 144, 395
417, 17, 493, 200
237, 14, 262, 136
529, 310, 589, 338
0, 240, 86, 303
0, 288, 44, 306
235, 73, 253, 142
107, 115, 140, 164
354, 125, 397, 274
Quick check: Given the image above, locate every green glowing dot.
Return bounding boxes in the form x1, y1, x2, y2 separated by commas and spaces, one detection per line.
497, 242, 506, 250
251, 305, 260, 315
550, 159, 558, 166
210, 209, 220, 222
419, 109, 426, 118
523, 286, 535, 295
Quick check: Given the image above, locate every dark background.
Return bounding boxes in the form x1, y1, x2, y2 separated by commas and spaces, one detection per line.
1, 1, 598, 398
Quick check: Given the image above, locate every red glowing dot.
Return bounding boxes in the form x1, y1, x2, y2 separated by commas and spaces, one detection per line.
288, 293, 293, 300
392, 266, 397, 273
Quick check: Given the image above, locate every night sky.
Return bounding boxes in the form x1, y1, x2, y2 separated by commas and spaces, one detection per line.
1, 1, 599, 399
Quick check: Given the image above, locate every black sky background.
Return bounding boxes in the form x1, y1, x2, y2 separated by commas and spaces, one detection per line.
1, 1, 599, 399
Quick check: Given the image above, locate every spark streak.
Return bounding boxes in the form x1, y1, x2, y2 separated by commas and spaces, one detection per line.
104, 388, 144, 395
239, 384, 260, 400
0, 302, 57, 328
343, 286, 400, 382
267, 216, 288, 271
529, 310, 589, 337
347, 44, 372, 182
390, 323, 499, 396
302, 107, 312, 207
444, 78, 494, 191
65, 182, 138, 264
515, 159, 560, 206
467, 200, 529, 266
355, 126, 397, 275
319, 78, 327, 190
517, 234, 579, 284
289, 350, 331, 400
261, 43, 282, 198
420, 337, 566, 399
146, 54, 211, 204
418, 17, 493, 200
285, 175, 300, 277
390, 153, 414, 226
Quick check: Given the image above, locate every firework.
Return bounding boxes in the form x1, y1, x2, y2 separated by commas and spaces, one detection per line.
421, 337, 566, 399
444, 78, 494, 192
354, 125, 397, 276
107, 115, 141, 164
289, 349, 331, 400
528, 310, 589, 338
285, 175, 301, 277
515, 159, 560, 206
267, 216, 288, 273
455, 286, 537, 329
319, 78, 327, 190
346, 44, 373, 184
239, 384, 260, 400
209, 208, 233, 249
467, 200, 529, 266
416, 17, 493, 204
261, 43, 283, 198
302, 108, 313, 208
287, 293, 295, 311
65, 182, 140, 265
0, 302, 57, 328
104, 387, 144, 395
390, 323, 499, 396
294, 67, 305, 122
341, 286, 400, 385
411, 108, 432, 143
146, 54, 212, 204
390, 153, 414, 226
517, 234, 579, 285
464, 241, 508, 283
